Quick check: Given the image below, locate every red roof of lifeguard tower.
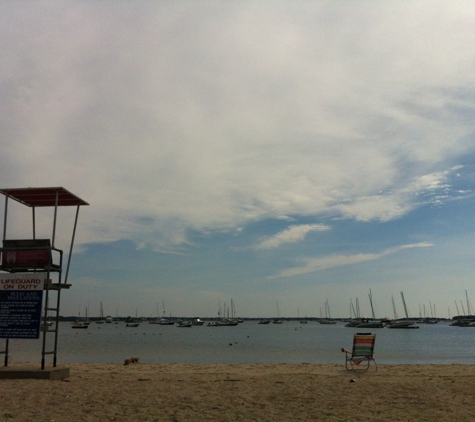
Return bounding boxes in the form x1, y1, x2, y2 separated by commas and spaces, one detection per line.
0, 187, 89, 207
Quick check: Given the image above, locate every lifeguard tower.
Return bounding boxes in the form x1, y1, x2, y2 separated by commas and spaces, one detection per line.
0, 187, 88, 378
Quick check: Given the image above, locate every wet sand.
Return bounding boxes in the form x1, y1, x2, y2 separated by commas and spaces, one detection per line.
1, 362, 475, 421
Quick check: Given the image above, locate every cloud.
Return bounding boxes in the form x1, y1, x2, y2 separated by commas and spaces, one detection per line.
1, 3, 475, 251
269, 242, 434, 279
255, 224, 330, 249
334, 167, 463, 222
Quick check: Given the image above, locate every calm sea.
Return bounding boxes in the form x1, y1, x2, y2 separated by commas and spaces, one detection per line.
4, 321, 475, 365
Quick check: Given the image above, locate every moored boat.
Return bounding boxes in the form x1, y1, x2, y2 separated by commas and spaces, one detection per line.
319, 318, 337, 325
319, 299, 336, 324
345, 319, 363, 327
159, 318, 175, 325
207, 318, 239, 326
387, 320, 419, 329
356, 319, 385, 328
71, 322, 89, 329
386, 319, 419, 329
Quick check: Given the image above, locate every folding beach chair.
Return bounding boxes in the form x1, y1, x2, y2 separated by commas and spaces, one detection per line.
341, 332, 377, 371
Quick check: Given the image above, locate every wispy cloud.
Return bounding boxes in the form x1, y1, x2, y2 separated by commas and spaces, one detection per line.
334, 167, 464, 222
269, 242, 434, 279
255, 223, 330, 249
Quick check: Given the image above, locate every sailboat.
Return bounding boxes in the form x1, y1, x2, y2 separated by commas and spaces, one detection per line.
319, 300, 336, 324
159, 301, 175, 325
149, 303, 161, 324
208, 300, 239, 326
125, 307, 141, 327
298, 308, 308, 324
387, 292, 419, 329
72, 306, 89, 329
273, 301, 283, 324
356, 290, 385, 328
345, 298, 363, 327
95, 301, 106, 324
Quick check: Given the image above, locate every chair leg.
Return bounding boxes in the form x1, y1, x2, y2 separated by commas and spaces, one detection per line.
349, 358, 378, 371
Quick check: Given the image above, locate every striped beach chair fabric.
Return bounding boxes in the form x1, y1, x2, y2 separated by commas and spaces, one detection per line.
341, 332, 377, 371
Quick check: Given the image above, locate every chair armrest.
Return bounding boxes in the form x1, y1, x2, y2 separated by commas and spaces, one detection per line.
341, 348, 351, 354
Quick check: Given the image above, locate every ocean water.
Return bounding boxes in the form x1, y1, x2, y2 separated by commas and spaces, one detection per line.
4, 320, 475, 366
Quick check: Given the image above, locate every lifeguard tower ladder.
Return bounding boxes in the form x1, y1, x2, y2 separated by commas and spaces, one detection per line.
0, 187, 88, 370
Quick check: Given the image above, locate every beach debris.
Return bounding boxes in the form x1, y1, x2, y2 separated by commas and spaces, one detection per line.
124, 357, 140, 365
350, 379, 356, 383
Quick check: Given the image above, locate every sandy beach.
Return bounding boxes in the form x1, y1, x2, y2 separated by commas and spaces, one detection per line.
1, 362, 475, 421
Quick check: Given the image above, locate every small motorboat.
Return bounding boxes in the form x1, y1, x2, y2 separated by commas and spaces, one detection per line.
192, 318, 204, 326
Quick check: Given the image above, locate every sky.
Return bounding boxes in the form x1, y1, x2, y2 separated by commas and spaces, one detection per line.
1, 1, 475, 319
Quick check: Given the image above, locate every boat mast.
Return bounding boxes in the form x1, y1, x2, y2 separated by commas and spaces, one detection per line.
400, 291, 409, 319
350, 298, 357, 319
391, 294, 398, 319
466, 290, 471, 316
368, 290, 376, 319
